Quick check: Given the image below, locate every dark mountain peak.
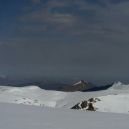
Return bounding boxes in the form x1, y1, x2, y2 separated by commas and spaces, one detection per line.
62, 80, 95, 92
73, 80, 88, 86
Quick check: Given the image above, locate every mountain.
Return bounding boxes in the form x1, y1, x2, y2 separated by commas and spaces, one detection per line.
0, 77, 113, 92
0, 82, 129, 114
61, 80, 95, 92
109, 81, 129, 90
0, 77, 69, 90
84, 83, 113, 91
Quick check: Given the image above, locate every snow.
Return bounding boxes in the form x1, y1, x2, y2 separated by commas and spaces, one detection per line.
0, 85, 67, 107
95, 94, 129, 114
109, 81, 129, 90
73, 80, 85, 85
1, 103, 129, 129
0, 83, 129, 114
1, 84, 129, 129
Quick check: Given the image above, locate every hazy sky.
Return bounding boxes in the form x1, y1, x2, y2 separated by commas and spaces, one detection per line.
0, 0, 129, 84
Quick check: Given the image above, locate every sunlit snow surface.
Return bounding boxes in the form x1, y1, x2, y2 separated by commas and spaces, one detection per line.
0, 82, 129, 114
1, 82, 129, 129
95, 94, 129, 113
1, 103, 129, 129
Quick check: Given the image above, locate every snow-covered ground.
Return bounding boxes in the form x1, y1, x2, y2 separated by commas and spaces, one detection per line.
95, 93, 129, 113
0, 85, 67, 107
1, 103, 129, 129
0, 82, 129, 114
1, 82, 129, 129
109, 81, 129, 90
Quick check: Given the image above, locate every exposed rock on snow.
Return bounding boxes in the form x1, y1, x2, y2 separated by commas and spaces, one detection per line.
71, 94, 129, 114
71, 98, 100, 111
0, 84, 129, 114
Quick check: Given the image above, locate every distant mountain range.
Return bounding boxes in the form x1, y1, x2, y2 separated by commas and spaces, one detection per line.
0, 77, 127, 92
60, 80, 95, 92
0, 81, 129, 114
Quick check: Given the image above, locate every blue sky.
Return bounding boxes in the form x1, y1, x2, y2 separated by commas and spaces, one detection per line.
0, 0, 129, 84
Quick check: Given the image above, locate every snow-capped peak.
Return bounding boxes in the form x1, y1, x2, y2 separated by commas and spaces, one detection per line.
110, 81, 129, 90
113, 81, 124, 86
73, 80, 87, 86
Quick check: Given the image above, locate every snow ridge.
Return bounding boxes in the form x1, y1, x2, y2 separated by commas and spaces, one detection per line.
110, 81, 129, 90
0, 84, 129, 114
73, 80, 87, 86
0, 85, 67, 108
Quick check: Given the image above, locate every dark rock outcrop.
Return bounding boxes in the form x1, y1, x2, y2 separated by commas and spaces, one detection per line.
71, 98, 101, 111
62, 80, 95, 92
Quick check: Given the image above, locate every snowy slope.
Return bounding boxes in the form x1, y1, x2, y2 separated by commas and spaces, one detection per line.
109, 81, 129, 90
0, 83, 129, 114
0, 85, 116, 108
95, 94, 129, 113
0, 85, 67, 107
1, 103, 129, 129
0, 85, 104, 108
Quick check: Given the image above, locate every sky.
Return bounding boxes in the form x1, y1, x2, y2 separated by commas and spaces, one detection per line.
0, 0, 129, 84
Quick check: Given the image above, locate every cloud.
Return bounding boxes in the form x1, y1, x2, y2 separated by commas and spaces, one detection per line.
20, 9, 76, 25
79, 0, 129, 36
17, 25, 47, 33
30, 0, 41, 4
18, 0, 129, 37
97, 2, 129, 32
2, 0, 129, 82
110, 0, 129, 4
19, 1, 77, 33
47, 0, 68, 8
0, 75, 7, 79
